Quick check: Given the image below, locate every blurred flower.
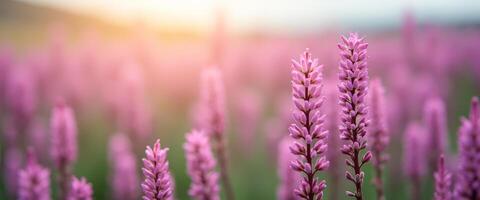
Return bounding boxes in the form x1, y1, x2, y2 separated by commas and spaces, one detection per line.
424, 98, 448, 169
107, 64, 152, 142
50, 101, 77, 199
434, 155, 452, 200
18, 150, 51, 200
403, 122, 427, 200
141, 139, 173, 200
3, 147, 22, 197
28, 119, 48, 161
196, 67, 234, 200
233, 90, 262, 148
277, 137, 300, 200
67, 177, 93, 200
184, 130, 219, 200
108, 133, 139, 200
50, 101, 77, 168
289, 49, 329, 200
2, 120, 21, 197
324, 81, 342, 200
265, 96, 292, 161
198, 68, 226, 138
5, 67, 36, 130
337, 33, 370, 199
368, 79, 389, 200
455, 97, 480, 200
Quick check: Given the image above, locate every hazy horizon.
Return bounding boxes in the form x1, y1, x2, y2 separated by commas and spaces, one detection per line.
16, 0, 480, 34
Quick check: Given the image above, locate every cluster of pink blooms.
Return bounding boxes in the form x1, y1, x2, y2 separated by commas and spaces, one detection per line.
288, 49, 329, 199
2, 11, 480, 200
184, 130, 220, 200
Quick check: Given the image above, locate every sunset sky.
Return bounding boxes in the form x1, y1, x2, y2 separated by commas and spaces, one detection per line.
17, 0, 480, 33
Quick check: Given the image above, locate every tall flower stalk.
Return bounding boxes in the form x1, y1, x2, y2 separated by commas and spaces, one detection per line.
434, 155, 452, 200
325, 83, 342, 200
337, 33, 371, 200
3, 123, 21, 198
18, 150, 51, 200
455, 96, 480, 200
108, 133, 139, 200
424, 98, 448, 170
288, 49, 329, 200
368, 79, 389, 200
67, 177, 93, 200
50, 101, 77, 200
141, 139, 174, 200
184, 130, 220, 200
404, 122, 427, 200
5, 67, 36, 133
198, 68, 234, 200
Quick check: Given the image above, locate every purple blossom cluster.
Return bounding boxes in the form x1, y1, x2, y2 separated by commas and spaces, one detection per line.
455, 97, 480, 200
434, 155, 452, 200
184, 130, 220, 200
195, 67, 235, 200
141, 139, 174, 200
403, 122, 427, 200
288, 49, 329, 200
424, 98, 448, 169
337, 33, 371, 200
50, 101, 78, 168
368, 79, 389, 200
109, 133, 139, 200
18, 151, 51, 200
67, 177, 93, 200
50, 101, 78, 199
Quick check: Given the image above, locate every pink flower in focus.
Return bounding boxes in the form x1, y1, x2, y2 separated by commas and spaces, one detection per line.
141, 139, 174, 200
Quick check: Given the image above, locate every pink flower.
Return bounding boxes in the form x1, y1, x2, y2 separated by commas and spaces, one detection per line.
337, 33, 371, 199
368, 79, 389, 200
18, 150, 51, 200
184, 130, 219, 200
289, 49, 329, 200
455, 97, 480, 199
141, 139, 174, 200
198, 68, 226, 138
50, 101, 77, 168
67, 177, 93, 200
434, 155, 452, 200
424, 98, 448, 169
403, 122, 427, 200
50, 100, 77, 199
109, 133, 139, 200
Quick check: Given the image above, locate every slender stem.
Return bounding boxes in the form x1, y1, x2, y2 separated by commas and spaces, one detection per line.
303, 85, 316, 200
58, 161, 71, 200
353, 149, 363, 200
329, 168, 341, 200
306, 142, 314, 200
411, 175, 421, 200
373, 164, 385, 200
349, 79, 363, 200
214, 134, 235, 200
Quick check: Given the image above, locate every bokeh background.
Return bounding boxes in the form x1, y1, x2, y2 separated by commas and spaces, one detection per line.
1, 0, 480, 199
